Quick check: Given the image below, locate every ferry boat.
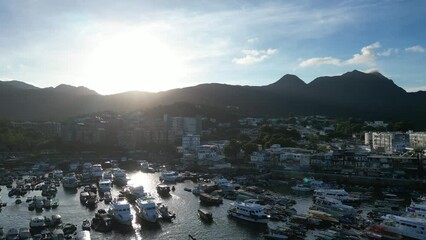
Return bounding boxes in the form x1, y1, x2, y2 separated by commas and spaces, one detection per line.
312, 196, 357, 217
108, 197, 133, 225
313, 189, 358, 203
98, 179, 112, 193
62, 173, 79, 189
91, 164, 103, 179
227, 201, 269, 224
380, 214, 426, 239
135, 197, 159, 223
159, 171, 178, 183
407, 201, 426, 218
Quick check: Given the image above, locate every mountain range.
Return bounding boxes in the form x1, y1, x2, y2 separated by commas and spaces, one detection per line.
1, 70, 425, 127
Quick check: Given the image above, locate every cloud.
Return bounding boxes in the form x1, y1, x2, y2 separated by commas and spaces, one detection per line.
405, 45, 425, 53
233, 48, 277, 65
299, 42, 382, 67
377, 48, 398, 56
247, 38, 258, 43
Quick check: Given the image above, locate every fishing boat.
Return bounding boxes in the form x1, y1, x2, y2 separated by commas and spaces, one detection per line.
124, 185, 147, 202
199, 193, 223, 205
263, 225, 289, 240
307, 210, 339, 223
157, 203, 176, 221
228, 201, 269, 224
198, 209, 213, 222
6, 228, 19, 240
76, 230, 91, 240
85, 192, 98, 208
18, 228, 31, 240
29, 216, 47, 233
108, 197, 133, 226
135, 197, 159, 223
91, 164, 103, 179
103, 191, 112, 203
62, 173, 78, 189
156, 184, 171, 197
98, 179, 112, 193
80, 191, 90, 204
112, 168, 128, 186
159, 171, 178, 183
82, 219, 91, 231
91, 209, 112, 232
51, 199, 59, 209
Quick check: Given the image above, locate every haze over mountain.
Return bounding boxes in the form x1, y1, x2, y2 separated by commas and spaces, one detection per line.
1, 70, 425, 127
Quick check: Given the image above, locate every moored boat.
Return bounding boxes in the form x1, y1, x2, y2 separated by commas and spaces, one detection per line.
198, 209, 212, 222
199, 193, 223, 205
156, 184, 171, 197
108, 197, 133, 226
135, 197, 159, 223
227, 201, 269, 224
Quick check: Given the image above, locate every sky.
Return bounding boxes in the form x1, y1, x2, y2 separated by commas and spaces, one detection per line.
0, 0, 425, 95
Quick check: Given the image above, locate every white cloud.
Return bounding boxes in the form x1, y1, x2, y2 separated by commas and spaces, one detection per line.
299, 42, 382, 67
377, 48, 398, 56
233, 48, 277, 65
299, 57, 341, 67
405, 45, 426, 53
247, 38, 258, 43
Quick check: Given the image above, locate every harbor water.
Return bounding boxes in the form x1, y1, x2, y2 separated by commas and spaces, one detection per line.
0, 171, 313, 240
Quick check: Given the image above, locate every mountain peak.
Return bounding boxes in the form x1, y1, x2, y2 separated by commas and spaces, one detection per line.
265, 74, 306, 88
53, 84, 99, 95
0, 80, 39, 90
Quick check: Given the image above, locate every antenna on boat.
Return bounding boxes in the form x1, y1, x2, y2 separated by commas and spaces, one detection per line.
188, 234, 196, 240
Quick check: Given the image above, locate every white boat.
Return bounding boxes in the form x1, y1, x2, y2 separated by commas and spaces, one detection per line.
103, 191, 112, 203
125, 185, 147, 202
108, 197, 133, 225
102, 171, 113, 181
135, 197, 159, 223
264, 225, 289, 239
6, 228, 19, 240
313, 189, 358, 202
62, 173, 78, 189
227, 201, 269, 224
406, 201, 426, 219
29, 216, 46, 229
312, 196, 357, 217
98, 179, 112, 193
112, 168, 128, 185
159, 171, 178, 183
18, 228, 31, 239
213, 178, 237, 192
91, 164, 103, 179
381, 214, 426, 239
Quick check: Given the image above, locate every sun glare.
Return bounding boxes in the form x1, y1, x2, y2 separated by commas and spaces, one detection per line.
86, 29, 187, 94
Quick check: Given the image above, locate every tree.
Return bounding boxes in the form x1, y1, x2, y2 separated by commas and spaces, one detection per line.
224, 139, 241, 163
242, 142, 258, 155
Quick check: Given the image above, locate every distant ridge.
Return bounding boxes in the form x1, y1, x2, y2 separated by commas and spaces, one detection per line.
0, 70, 425, 127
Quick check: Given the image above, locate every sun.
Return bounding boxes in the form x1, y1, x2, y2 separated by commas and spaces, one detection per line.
85, 29, 187, 94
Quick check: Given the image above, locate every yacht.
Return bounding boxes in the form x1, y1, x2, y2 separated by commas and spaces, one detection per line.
112, 168, 128, 185
313, 189, 358, 203
91, 164, 103, 179
381, 214, 426, 240
227, 201, 269, 224
62, 173, 78, 189
406, 201, 426, 219
108, 197, 133, 226
311, 196, 356, 217
159, 171, 178, 183
98, 179, 112, 193
125, 185, 147, 202
135, 197, 159, 223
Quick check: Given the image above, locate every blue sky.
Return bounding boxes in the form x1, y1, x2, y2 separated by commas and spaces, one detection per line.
0, 0, 425, 94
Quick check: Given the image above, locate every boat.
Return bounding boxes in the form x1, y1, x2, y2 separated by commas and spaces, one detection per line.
80, 191, 90, 204
90, 184, 98, 194
156, 184, 171, 196
34, 196, 44, 212
312, 196, 357, 217
91, 209, 112, 232
85, 192, 98, 208
198, 209, 213, 222
18, 228, 31, 240
6, 228, 19, 240
51, 214, 62, 226
184, 187, 192, 192
307, 210, 339, 223
407, 201, 426, 218
199, 193, 223, 205
43, 198, 52, 209
159, 171, 178, 183
62, 173, 78, 189
26, 196, 33, 202
124, 185, 147, 202
135, 197, 159, 223
108, 197, 133, 226
53, 170, 63, 179
98, 179, 112, 193
102, 171, 113, 181
15, 197, 22, 204
51, 199, 59, 209
82, 219, 91, 231
29, 216, 47, 233
291, 184, 312, 192
380, 214, 426, 239
227, 201, 269, 224
263, 225, 289, 240
76, 230, 91, 240
91, 164, 103, 179
112, 168, 128, 186
103, 191, 112, 203
212, 178, 238, 192
157, 203, 176, 221
313, 189, 359, 203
